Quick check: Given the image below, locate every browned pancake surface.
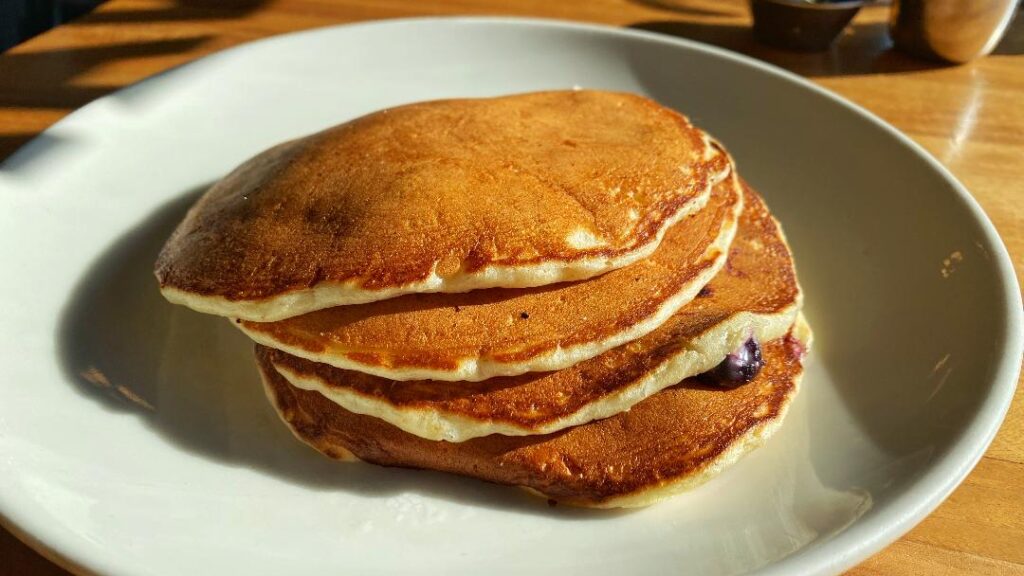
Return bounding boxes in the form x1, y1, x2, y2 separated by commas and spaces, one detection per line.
155, 90, 726, 312
257, 332, 806, 506
240, 171, 741, 378
269, 184, 799, 433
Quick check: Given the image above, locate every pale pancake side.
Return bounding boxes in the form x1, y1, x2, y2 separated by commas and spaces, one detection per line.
156, 90, 729, 321
238, 170, 743, 382
269, 184, 802, 441
256, 317, 811, 509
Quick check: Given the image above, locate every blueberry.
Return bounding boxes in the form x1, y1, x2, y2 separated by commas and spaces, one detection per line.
707, 337, 763, 388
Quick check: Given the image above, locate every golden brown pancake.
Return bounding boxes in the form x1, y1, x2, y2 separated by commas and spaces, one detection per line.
256, 319, 811, 508
156, 90, 730, 321
268, 184, 801, 441
238, 170, 743, 382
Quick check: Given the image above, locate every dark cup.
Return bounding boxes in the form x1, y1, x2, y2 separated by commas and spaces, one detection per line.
750, 0, 865, 51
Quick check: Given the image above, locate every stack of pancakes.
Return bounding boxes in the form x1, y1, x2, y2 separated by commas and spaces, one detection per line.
155, 90, 811, 508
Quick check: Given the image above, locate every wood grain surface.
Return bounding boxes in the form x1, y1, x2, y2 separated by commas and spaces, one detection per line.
0, 1, 1021, 574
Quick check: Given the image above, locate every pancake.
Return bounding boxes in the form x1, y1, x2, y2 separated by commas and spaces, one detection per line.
256, 317, 811, 508
267, 184, 802, 441
237, 169, 743, 382
156, 90, 730, 321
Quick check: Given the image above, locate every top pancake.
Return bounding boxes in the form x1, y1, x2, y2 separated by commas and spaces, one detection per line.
155, 90, 729, 321
237, 169, 743, 382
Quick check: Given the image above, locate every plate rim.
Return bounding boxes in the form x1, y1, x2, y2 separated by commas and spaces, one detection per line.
1, 15, 1021, 576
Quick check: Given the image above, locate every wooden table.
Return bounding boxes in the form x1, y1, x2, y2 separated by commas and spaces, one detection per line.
1, 1, 1021, 574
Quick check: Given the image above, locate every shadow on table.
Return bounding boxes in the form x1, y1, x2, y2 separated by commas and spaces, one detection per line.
81, 0, 269, 23
53, 185, 630, 520
629, 0, 745, 18
0, 0, 270, 162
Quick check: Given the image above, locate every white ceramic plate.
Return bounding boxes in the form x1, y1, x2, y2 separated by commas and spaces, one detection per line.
0, 17, 1020, 576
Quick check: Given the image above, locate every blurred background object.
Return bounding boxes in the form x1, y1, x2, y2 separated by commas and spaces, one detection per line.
746, 0, 1019, 60
0, 0, 105, 51
749, 0, 868, 51
890, 0, 1019, 62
